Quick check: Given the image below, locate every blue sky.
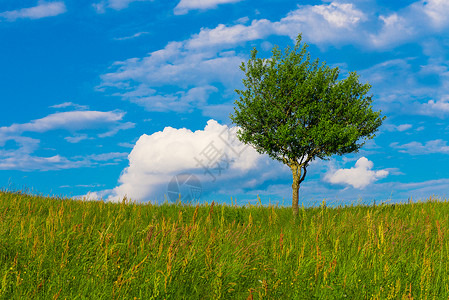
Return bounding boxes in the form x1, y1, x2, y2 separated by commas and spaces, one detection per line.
1, 0, 449, 207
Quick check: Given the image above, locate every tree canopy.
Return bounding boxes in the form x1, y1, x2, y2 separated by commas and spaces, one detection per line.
230, 34, 385, 215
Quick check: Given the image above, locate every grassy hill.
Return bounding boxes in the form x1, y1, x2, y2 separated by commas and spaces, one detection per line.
0, 190, 448, 299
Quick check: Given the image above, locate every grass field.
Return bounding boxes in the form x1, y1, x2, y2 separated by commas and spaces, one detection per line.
0, 190, 448, 299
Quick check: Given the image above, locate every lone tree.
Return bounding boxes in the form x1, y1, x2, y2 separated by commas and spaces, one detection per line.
230, 34, 385, 216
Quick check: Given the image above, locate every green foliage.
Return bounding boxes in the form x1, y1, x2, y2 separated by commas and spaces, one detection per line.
1, 191, 449, 299
231, 34, 385, 215
231, 34, 384, 166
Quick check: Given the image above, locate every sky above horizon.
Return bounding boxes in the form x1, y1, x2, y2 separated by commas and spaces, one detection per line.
1, 0, 449, 207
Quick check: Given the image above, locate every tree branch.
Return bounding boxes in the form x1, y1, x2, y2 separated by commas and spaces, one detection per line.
299, 164, 307, 183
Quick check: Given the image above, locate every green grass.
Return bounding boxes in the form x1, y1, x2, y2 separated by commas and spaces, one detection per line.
0, 190, 448, 299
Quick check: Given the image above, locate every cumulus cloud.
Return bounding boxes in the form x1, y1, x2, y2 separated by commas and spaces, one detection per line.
325, 157, 389, 189
273, 2, 366, 46
183, 0, 449, 50
370, 0, 449, 48
0, 1, 66, 21
421, 96, 449, 117
74, 190, 114, 202
105, 119, 287, 203
186, 20, 273, 50
186, 2, 366, 49
174, 0, 243, 15
182, 0, 449, 51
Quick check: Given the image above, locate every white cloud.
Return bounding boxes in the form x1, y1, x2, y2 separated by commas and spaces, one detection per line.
325, 157, 389, 189
93, 0, 151, 13
0, 134, 102, 171
0, 110, 133, 171
74, 191, 111, 202
106, 119, 286, 203
185, 0, 449, 50
390, 139, 449, 155
0, 136, 39, 157
187, 20, 273, 50
370, 0, 449, 49
76, 152, 128, 162
384, 123, 412, 132
114, 32, 149, 41
108, 0, 146, 10
0, 110, 126, 135
359, 58, 449, 117
99, 0, 449, 118
174, 0, 243, 15
115, 84, 218, 112
396, 124, 413, 131
370, 13, 415, 49
272, 2, 366, 46
181, 0, 449, 50
392, 178, 449, 200
99, 2, 367, 115
101, 41, 244, 89
0, 153, 76, 171
65, 134, 91, 143
186, 2, 366, 49
98, 122, 135, 137
99, 40, 245, 113
118, 142, 135, 148
50, 102, 89, 110
236, 16, 249, 24
0, 1, 66, 21
261, 176, 449, 208
312, 3, 364, 28
361, 59, 414, 88
421, 96, 449, 117
419, 0, 449, 29
0, 143, 128, 171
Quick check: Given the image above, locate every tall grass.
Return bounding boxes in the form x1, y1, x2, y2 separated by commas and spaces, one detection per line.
0, 190, 448, 299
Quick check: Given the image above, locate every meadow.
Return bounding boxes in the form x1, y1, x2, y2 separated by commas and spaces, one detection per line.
0, 190, 448, 299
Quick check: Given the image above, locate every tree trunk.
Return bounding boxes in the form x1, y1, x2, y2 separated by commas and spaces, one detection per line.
291, 163, 301, 217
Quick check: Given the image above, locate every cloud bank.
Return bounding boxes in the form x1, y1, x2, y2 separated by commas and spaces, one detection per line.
100, 0, 449, 117
0, 109, 133, 171
325, 157, 389, 189
106, 119, 287, 203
